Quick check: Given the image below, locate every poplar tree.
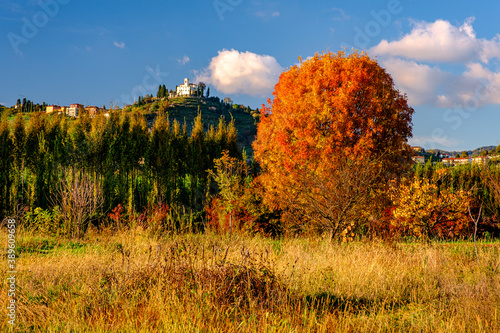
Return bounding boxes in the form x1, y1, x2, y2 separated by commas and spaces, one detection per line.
0, 117, 13, 216
11, 114, 26, 205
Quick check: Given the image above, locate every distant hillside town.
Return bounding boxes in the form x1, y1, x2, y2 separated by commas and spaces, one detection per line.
17, 78, 208, 118
411, 146, 500, 166
45, 104, 106, 118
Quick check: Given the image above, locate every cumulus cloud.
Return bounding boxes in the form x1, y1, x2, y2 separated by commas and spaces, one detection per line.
371, 18, 481, 63
113, 41, 126, 49
195, 49, 283, 97
379, 57, 452, 106
371, 18, 500, 108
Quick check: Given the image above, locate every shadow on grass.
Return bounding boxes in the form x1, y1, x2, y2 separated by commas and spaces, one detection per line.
15, 238, 87, 256
297, 292, 408, 315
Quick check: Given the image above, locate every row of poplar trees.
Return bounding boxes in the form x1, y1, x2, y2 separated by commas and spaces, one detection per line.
0, 111, 241, 223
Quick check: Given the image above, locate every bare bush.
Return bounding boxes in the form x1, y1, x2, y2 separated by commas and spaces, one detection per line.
488, 170, 500, 205
280, 156, 382, 240
53, 168, 103, 237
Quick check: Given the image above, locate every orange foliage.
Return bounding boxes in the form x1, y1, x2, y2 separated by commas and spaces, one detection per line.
253, 51, 414, 237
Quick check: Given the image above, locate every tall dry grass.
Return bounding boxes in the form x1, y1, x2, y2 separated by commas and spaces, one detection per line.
2, 228, 499, 332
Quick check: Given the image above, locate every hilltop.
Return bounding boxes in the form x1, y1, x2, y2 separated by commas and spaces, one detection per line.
124, 95, 260, 156
443, 146, 498, 157
418, 145, 499, 159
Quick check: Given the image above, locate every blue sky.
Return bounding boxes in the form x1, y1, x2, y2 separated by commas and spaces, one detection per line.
1, 0, 500, 151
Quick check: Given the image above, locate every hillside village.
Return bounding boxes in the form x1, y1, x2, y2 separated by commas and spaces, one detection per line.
8, 78, 258, 155
41, 78, 209, 118
411, 145, 500, 166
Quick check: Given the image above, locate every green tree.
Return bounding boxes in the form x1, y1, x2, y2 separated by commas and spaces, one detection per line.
198, 82, 206, 98
208, 150, 248, 234
157, 84, 167, 99
146, 112, 174, 204
11, 113, 26, 205
0, 116, 13, 216
157, 85, 162, 99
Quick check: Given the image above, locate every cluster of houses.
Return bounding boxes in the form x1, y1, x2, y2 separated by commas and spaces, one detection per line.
46, 104, 105, 118
411, 146, 494, 166
441, 156, 492, 166
44, 78, 204, 118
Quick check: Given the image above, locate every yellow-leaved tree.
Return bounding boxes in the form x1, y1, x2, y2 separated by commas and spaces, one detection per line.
390, 177, 472, 240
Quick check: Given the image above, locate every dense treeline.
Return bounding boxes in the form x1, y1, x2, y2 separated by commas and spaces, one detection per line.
368, 161, 500, 241
414, 161, 500, 230
2, 110, 500, 240
0, 111, 240, 235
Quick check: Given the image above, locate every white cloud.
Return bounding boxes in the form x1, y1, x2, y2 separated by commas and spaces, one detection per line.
195, 49, 283, 97
370, 18, 482, 62
409, 135, 459, 148
379, 57, 452, 106
178, 55, 190, 65
255, 10, 280, 19
460, 63, 500, 104
371, 18, 500, 108
113, 41, 126, 49
371, 18, 481, 63
329, 7, 349, 22
380, 57, 500, 108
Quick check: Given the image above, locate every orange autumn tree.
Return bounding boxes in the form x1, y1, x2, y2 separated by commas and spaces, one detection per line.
253, 50, 414, 239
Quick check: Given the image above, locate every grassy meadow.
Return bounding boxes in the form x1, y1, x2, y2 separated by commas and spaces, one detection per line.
2, 227, 499, 332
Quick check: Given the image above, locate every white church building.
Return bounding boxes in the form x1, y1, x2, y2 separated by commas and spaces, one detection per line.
176, 78, 198, 97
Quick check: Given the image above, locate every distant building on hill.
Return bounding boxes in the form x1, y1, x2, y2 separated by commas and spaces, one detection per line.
472, 156, 490, 166
68, 103, 84, 117
46, 105, 62, 114
412, 156, 425, 164
46, 105, 68, 115
85, 106, 102, 117
176, 78, 199, 97
442, 157, 471, 166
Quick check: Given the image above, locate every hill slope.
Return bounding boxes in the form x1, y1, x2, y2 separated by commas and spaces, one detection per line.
126, 96, 260, 155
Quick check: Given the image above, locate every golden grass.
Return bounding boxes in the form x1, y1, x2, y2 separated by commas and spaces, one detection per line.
2, 228, 500, 332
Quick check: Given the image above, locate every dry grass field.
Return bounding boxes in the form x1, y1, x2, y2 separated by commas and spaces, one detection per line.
2, 227, 500, 332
